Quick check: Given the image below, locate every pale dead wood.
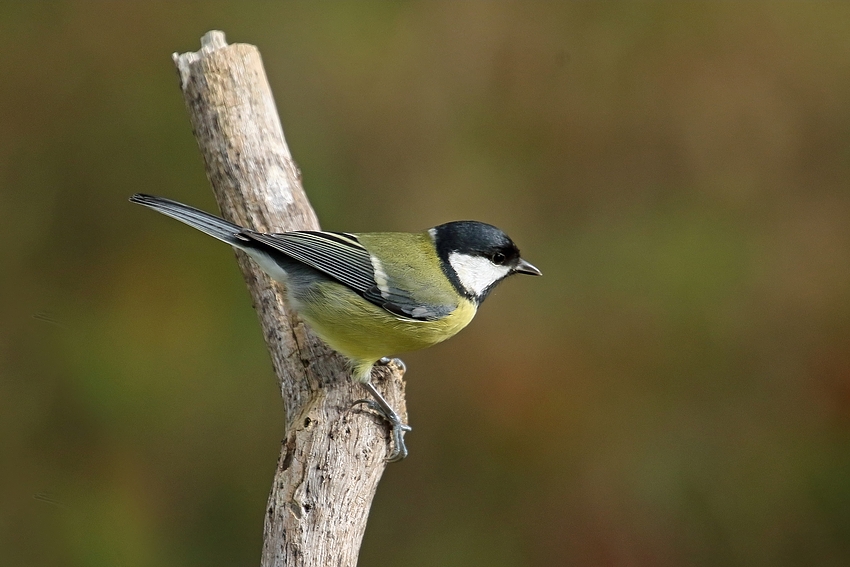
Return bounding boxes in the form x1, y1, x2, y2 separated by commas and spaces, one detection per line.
172, 30, 407, 567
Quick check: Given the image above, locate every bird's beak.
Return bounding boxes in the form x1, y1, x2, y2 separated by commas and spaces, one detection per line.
514, 258, 542, 276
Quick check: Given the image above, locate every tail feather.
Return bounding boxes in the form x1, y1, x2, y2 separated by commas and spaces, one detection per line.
130, 193, 245, 246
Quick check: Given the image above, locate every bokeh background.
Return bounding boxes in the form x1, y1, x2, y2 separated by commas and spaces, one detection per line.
2, 2, 849, 566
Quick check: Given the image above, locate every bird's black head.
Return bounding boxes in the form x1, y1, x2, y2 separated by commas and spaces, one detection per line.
431, 221, 541, 303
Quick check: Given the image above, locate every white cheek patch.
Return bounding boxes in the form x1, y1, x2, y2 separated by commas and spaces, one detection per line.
448, 252, 512, 297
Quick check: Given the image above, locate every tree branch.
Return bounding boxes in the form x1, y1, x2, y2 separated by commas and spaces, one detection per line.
172, 30, 407, 567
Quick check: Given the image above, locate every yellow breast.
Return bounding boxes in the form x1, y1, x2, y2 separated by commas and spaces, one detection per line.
291, 281, 477, 374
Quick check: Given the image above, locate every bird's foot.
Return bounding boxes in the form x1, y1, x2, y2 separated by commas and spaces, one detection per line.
354, 380, 411, 462
377, 356, 407, 376
352, 399, 412, 461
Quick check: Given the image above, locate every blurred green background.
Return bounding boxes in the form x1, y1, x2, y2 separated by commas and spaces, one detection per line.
2, 2, 850, 566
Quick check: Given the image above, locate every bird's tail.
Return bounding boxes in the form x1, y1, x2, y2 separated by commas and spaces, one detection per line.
129, 193, 245, 246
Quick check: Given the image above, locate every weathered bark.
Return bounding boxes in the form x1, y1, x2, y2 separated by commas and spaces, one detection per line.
172, 31, 407, 567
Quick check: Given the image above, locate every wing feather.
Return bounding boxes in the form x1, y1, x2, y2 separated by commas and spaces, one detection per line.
244, 230, 451, 321
245, 231, 376, 292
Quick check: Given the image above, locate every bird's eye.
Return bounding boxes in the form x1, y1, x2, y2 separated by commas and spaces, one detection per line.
492, 252, 506, 265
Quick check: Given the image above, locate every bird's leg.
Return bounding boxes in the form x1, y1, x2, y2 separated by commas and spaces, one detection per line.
354, 381, 412, 462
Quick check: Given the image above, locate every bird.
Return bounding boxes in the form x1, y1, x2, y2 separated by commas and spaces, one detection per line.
130, 193, 541, 460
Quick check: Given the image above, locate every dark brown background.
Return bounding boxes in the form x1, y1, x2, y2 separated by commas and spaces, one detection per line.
2, 3, 849, 566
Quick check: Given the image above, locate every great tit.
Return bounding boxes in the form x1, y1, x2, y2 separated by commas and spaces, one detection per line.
130, 193, 541, 460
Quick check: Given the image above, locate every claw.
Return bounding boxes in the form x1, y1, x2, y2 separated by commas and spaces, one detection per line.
377, 357, 406, 376
353, 382, 412, 462
387, 426, 409, 462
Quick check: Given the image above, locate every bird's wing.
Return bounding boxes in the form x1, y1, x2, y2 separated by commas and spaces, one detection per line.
243, 230, 453, 321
